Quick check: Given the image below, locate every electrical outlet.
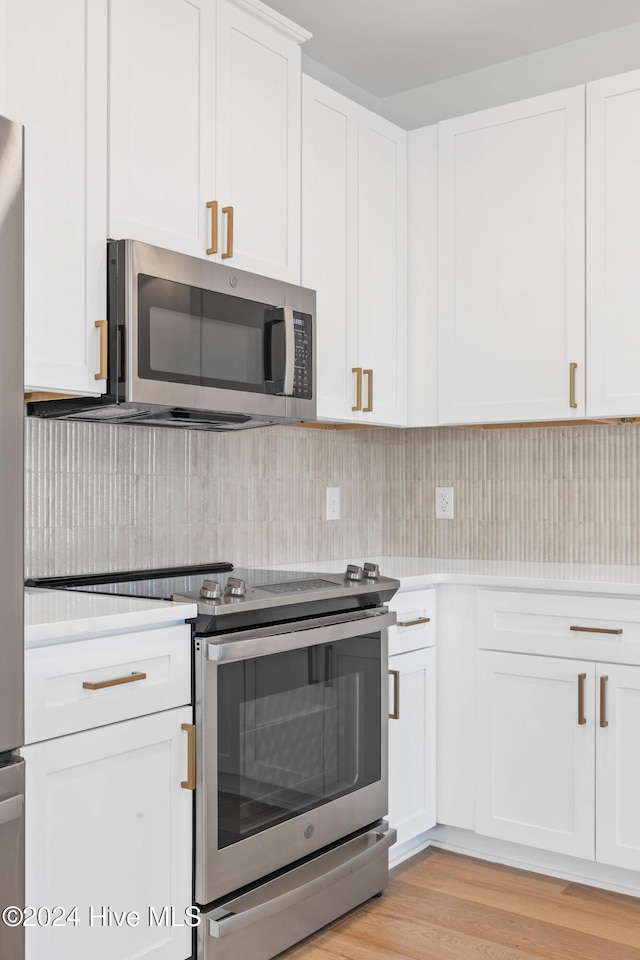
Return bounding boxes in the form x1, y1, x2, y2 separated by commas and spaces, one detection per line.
326, 486, 341, 521
435, 486, 454, 520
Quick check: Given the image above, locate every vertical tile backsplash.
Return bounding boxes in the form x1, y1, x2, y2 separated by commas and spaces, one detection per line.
24, 418, 640, 577
384, 423, 640, 565
24, 420, 386, 577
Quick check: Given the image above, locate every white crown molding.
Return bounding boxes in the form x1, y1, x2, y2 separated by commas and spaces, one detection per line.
225, 0, 312, 45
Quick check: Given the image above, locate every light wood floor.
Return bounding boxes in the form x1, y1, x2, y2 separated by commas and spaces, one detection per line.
283, 848, 640, 959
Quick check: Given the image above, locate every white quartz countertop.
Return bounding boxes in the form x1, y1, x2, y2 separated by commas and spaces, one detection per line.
25, 587, 198, 648
266, 557, 640, 596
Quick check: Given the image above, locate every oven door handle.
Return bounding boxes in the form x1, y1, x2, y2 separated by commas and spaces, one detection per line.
206, 822, 396, 939
206, 610, 396, 662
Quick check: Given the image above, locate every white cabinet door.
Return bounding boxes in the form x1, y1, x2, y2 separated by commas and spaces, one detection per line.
215, 0, 306, 282
301, 78, 408, 426
407, 124, 439, 427
21, 708, 193, 960
439, 88, 586, 424
388, 647, 436, 845
596, 664, 640, 871
109, 0, 216, 258
358, 109, 407, 426
301, 76, 359, 422
587, 70, 640, 417
2, 0, 107, 395
476, 652, 595, 859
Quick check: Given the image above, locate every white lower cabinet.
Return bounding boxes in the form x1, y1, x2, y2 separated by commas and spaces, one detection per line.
21, 707, 193, 960
388, 646, 436, 845
596, 664, 640, 871
476, 652, 595, 859
476, 649, 640, 872
387, 587, 436, 848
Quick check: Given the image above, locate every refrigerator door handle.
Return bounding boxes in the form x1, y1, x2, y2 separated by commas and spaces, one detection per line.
0, 794, 23, 827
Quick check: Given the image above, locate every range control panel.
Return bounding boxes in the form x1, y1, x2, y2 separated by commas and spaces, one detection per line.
293, 313, 312, 399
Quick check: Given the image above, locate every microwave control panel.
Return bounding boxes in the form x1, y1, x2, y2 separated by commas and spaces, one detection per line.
293, 314, 312, 399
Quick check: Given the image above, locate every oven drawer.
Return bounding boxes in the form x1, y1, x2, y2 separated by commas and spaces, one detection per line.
477, 589, 640, 664
389, 588, 436, 654
197, 822, 395, 960
25, 624, 192, 743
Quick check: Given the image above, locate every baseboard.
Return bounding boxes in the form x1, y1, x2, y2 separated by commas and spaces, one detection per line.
428, 825, 640, 899
389, 832, 432, 869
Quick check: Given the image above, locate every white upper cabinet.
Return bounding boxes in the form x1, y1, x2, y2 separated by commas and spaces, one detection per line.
438, 87, 586, 425
109, 0, 307, 282
357, 108, 407, 426
586, 70, 640, 418
302, 77, 359, 422
406, 125, 438, 427
2, 0, 108, 395
215, 0, 306, 282
109, 0, 216, 258
302, 77, 407, 426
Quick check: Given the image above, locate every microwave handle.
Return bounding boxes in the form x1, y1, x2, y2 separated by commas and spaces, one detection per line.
282, 305, 295, 396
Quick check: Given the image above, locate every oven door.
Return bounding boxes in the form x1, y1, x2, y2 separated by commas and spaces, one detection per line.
194, 608, 394, 905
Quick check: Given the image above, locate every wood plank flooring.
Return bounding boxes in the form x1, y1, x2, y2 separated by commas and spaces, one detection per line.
282, 848, 640, 960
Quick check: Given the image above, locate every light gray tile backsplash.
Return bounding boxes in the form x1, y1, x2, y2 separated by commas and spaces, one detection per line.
24, 418, 640, 578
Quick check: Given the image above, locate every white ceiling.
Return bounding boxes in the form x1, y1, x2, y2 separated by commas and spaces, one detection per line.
266, 0, 640, 97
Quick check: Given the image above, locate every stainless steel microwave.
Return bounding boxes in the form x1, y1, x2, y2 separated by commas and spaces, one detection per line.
27, 240, 316, 430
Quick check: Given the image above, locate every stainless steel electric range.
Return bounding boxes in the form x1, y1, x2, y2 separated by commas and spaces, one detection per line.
28, 562, 399, 960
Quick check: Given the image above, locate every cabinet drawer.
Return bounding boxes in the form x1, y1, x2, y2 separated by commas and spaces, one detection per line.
477, 590, 640, 665
25, 624, 192, 743
389, 588, 436, 654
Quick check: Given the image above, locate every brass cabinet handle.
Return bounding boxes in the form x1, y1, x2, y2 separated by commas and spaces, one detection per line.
83, 670, 146, 691
570, 625, 623, 636
206, 200, 218, 255
600, 675, 609, 728
363, 368, 374, 413
569, 362, 578, 409
397, 617, 431, 628
94, 320, 108, 381
352, 367, 363, 411
181, 722, 196, 790
578, 672, 587, 725
389, 669, 400, 720
222, 205, 234, 259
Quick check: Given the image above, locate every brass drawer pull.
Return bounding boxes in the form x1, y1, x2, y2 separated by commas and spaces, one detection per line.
570, 625, 623, 636
397, 617, 431, 628
363, 368, 373, 413
600, 675, 609, 728
83, 671, 146, 691
94, 320, 108, 381
206, 199, 218, 255
352, 367, 363, 411
578, 672, 587, 725
181, 723, 196, 790
569, 361, 578, 409
389, 669, 400, 720
222, 205, 234, 259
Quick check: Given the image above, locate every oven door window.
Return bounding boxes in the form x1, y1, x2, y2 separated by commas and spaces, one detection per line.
217, 633, 381, 850
137, 274, 286, 394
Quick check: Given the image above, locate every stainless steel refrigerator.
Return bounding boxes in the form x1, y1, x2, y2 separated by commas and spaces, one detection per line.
0, 114, 25, 960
